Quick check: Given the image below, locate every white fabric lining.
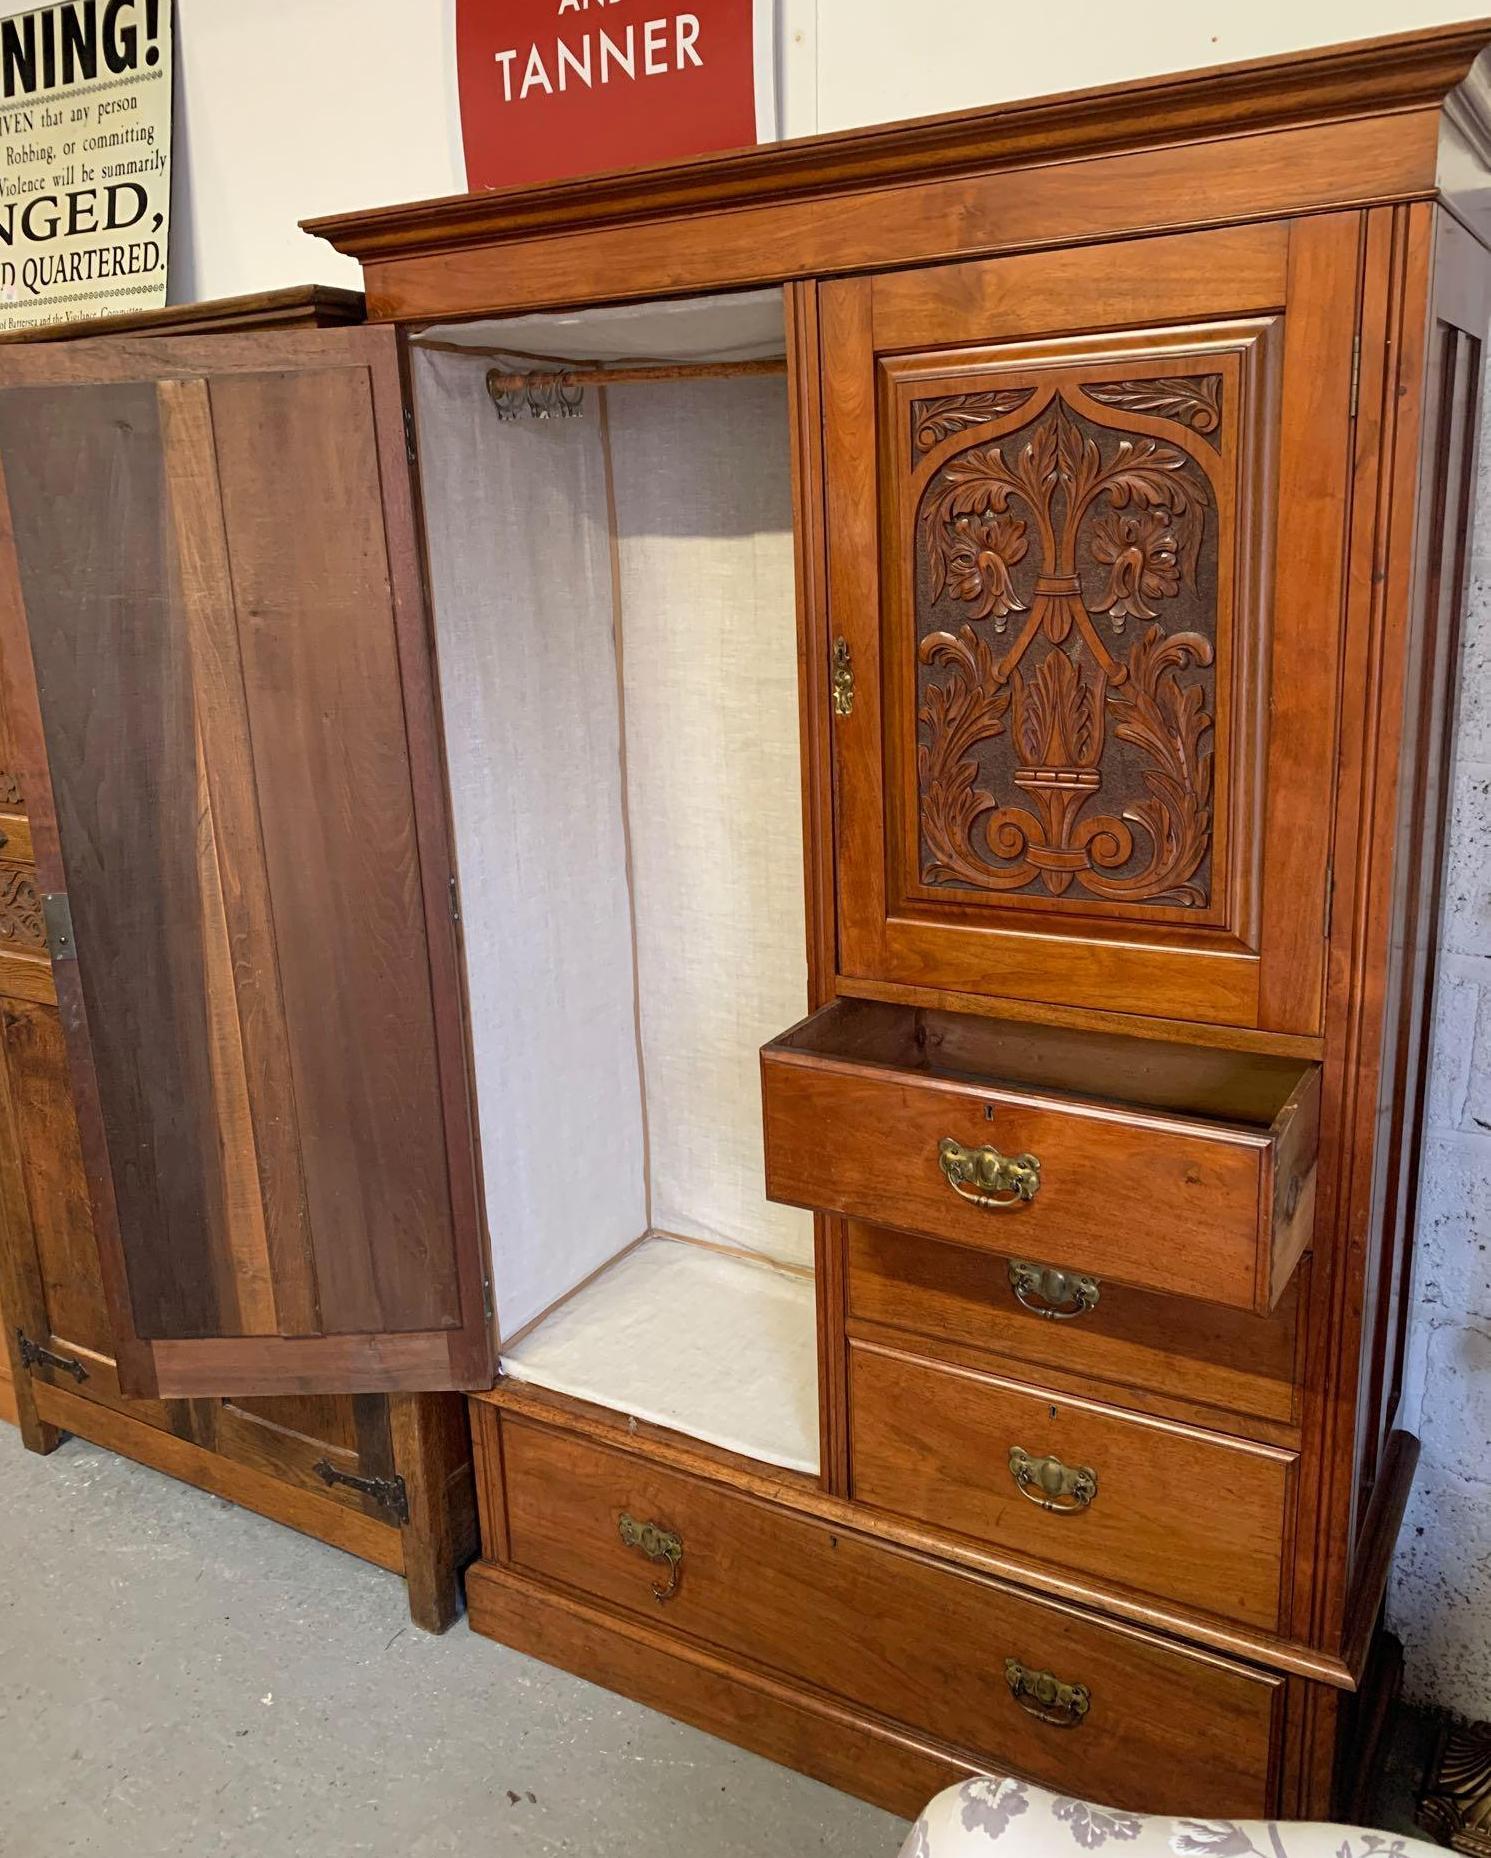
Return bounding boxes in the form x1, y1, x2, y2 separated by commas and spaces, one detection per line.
410, 292, 816, 1456
501, 1235, 820, 1474
607, 378, 811, 1266
412, 342, 647, 1340
414, 288, 787, 366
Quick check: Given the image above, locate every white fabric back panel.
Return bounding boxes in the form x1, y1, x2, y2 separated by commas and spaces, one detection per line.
607, 379, 814, 1267
502, 1237, 819, 1473
418, 289, 787, 365
411, 344, 648, 1338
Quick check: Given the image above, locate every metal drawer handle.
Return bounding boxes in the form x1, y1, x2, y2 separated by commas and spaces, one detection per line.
1008, 1258, 1100, 1320
1005, 1658, 1091, 1727
939, 1137, 1041, 1210
1009, 1446, 1098, 1514
619, 1512, 683, 1603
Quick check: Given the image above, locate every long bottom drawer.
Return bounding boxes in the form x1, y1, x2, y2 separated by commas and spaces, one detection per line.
491, 1411, 1285, 1816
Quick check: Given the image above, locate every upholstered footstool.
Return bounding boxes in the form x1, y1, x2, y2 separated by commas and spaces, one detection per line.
900, 1777, 1438, 1858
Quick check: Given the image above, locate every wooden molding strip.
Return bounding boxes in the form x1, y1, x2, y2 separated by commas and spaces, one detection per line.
305, 21, 1491, 263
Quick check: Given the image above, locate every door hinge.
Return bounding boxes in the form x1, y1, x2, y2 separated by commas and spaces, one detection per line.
16, 1329, 87, 1381
1323, 862, 1335, 943
312, 1459, 410, 1524
449, 874, 460, 925
41, 892, 75, 963
482, 1274, 494, 1322
1349, 334, 1361, 423
404, 404, 418, 465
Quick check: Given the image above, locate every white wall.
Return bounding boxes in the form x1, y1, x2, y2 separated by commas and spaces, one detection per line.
5, 0, 1488, 1717
1390, 380, 1491, 1720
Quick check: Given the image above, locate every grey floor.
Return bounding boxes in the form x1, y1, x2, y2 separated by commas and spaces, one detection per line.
0, 1425, 906, 1858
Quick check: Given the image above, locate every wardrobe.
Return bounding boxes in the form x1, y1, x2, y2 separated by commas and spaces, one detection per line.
1, 20, 1487, 1820
0, 288, 478, 1634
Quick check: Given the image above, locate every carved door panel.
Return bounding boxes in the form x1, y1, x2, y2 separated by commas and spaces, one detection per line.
0, 328, 490, 1399
825, 218, 1360, 1033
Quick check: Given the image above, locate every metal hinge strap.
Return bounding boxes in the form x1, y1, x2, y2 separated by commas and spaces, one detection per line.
311, 1459, 410, 1524
16, 1329, 87, 1381
41, 892, 75, 963
1349, 334, 1361, 423
404, 404, 418, 464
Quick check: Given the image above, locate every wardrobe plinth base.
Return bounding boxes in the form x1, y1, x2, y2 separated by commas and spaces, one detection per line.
465, 1557, 971, 1819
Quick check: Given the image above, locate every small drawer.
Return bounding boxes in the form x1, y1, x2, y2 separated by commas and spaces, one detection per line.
847, 1223, 1302, 1427
499, 1411, 1283, 1816
849, 1341, 1295, 1630
762, 999, 1318, 1313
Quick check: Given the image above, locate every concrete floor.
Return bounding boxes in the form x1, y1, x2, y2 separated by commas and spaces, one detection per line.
0, 1425, 906, 1858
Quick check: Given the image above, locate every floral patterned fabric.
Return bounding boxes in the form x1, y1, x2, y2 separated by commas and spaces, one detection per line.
898, 1778, 1439, 1858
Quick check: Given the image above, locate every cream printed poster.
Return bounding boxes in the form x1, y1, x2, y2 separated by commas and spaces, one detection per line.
0, 0, 171, 332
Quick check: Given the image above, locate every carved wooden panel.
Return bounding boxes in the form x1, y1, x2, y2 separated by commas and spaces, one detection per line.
0, 865, 43, 948
888, 327, 1269, 940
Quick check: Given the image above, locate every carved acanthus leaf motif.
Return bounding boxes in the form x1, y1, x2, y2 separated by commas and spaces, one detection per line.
1081, 375, 1223, 443
915, 388, 1218, 908
917, 627, 1012, 890
0, 770, 22, 807
911, 387, 1037, 460
0, 866, 44, 948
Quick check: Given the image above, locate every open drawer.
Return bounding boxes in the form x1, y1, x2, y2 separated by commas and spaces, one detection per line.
761, 1000, 1318, 1313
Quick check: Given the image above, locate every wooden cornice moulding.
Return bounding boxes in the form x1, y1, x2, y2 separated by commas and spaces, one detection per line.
304, 19, 1491, 264
0, 285, 366, 347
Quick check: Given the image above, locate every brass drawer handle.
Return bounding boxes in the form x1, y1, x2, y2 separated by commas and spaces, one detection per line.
618, 1512, 683, 1602
939, 1137, 1041, 1210
1008, 1258, 1100, 1320
1005, 1658, 1091, 1727
1009, 1446, 1098, 1514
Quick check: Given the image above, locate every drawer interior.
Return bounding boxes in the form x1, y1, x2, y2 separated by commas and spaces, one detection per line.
762, 998, 1320, 1311
768, 997, 1315, 1132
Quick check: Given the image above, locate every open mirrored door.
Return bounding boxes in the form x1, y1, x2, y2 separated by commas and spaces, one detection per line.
0, 327, 491, 1398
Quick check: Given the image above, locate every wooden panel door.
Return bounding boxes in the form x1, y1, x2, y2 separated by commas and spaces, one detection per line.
0, 329, 489, 1399
825, 218, 1360, 1033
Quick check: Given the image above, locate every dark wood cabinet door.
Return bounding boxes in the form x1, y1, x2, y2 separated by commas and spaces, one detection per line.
824, 217, 1359, 1034
0, 329, 489, 1399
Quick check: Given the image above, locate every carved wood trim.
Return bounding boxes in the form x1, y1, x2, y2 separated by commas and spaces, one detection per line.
1082, 375, 1224, 444
0, 866, 44, 949
910, 377, 1222, 909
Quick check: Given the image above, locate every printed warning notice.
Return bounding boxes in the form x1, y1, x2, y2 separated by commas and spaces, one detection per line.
0, 0, 172, 333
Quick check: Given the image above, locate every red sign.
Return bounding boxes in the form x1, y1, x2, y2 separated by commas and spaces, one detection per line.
457, 0, 768, 193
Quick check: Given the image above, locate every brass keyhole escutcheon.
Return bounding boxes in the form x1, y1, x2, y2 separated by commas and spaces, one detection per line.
618, 1512, 683, 1603
832, 637, 855, 717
